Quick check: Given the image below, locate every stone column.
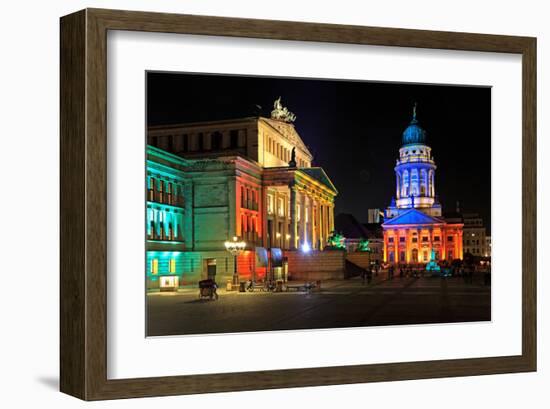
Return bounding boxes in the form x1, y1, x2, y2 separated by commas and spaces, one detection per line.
405, 229, 410, 263
264, 186, 267, 247
307, 196, 314, 249
299, 192, 307, 246
289, 184, 298, 250
227, 177, 237, 240
317, 200, 325, 250
183, 182, 194, 250
273, 191, 280, 248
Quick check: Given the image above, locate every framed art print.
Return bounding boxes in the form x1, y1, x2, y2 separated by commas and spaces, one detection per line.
60, 8, 536, 400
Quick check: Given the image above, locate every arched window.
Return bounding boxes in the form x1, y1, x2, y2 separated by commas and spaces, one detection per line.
420, 169, 428, 196
429, 170, 435, 196
402, 170, 409, 197
411, 169, 419, 196
396, 172, 401, 199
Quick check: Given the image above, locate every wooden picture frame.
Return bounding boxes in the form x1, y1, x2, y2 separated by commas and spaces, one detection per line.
60, 8, 536, 400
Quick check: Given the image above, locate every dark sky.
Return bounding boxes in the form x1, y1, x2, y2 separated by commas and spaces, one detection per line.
147, 72, 491, 232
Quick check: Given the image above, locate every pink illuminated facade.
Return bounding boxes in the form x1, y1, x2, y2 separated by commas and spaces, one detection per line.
382, 106, 463, 265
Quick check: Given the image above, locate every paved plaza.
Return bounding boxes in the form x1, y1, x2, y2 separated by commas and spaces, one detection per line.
147, 273, 491, 337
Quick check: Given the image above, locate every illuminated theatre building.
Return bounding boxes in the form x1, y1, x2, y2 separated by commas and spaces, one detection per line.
382, 106, 463, 265
146, 98, 337, 289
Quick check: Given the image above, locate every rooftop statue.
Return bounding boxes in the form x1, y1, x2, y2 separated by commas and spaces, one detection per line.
271, 97, 296, 123
288, 147, 297, 167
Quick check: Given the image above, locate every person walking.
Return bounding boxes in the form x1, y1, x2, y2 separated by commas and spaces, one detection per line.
367, 267, 373, 285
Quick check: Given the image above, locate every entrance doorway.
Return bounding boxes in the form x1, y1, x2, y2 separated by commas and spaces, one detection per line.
412, 248, 418, 263
205, 258, 217, 280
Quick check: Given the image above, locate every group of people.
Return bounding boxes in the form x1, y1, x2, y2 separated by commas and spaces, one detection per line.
359, 263, 491, 286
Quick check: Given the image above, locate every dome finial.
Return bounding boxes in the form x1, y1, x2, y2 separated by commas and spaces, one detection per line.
413, 102, 417, 120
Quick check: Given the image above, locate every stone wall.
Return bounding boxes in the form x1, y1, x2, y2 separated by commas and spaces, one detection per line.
285, 250, 346, 281
345, 252, 372, 269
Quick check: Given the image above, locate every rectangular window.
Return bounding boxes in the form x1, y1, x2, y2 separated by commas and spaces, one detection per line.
412, 237, 418, 243
278, 197, 284, 217
230, 130, 239, 148
434, 236, 440, 241
422, 236, 428, 242
169, 258, 176, 273
423, 251, 428, 262
447, 236, 454, 242
151, 259, 158, 274
148, 178, 155, 201
388, 237, 394, 243
267, 194, 274, 214
182, 134, 189, 151
399, 237, 405, 243
166, 182, 172, 204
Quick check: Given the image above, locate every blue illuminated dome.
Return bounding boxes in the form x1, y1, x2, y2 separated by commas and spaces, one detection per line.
402, 103, 427, 146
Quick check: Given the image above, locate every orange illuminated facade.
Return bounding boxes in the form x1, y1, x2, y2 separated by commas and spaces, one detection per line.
382, 105, 463, 264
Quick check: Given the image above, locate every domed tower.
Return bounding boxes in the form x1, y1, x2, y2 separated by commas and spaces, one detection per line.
386, 104, 441, 218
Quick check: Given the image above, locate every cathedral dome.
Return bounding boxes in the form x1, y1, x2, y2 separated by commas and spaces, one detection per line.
402, 104, 426, 146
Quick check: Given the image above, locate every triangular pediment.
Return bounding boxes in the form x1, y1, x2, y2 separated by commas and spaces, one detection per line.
382, 208, 445, 227
260, 117, 312, 158
299, 167, 338, 194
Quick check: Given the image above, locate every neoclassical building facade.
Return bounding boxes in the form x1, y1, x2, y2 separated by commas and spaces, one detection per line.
382, 106, 463, 265
146, 99, 337, 289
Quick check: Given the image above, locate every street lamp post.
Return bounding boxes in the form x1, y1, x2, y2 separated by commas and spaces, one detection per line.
224, 236, 246, 285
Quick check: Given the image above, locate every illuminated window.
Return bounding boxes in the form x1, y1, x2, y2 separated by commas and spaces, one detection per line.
148, 178, 155, 201
149, 221, 155, 239
166, 182, 172, 204
159, 180, 164, 202
151, 259, 159, 275
267, 194, 274, 214
278, 197, 284, 217
169, 259, 176, 273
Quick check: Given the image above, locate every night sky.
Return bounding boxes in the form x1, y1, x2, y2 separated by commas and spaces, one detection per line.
147, 72, 491, 232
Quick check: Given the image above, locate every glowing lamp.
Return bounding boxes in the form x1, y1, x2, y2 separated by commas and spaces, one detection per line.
224, 236, 246, 254
224, 236, 246, 285
301, 242, 311, 253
